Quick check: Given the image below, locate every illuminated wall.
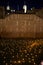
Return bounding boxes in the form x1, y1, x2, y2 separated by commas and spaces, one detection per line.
0, 14, 43, 38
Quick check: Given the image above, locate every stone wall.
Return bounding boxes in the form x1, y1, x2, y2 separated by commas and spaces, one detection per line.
0, 14, 43, 38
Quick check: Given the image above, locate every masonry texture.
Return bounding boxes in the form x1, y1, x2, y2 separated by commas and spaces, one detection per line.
0, 14, 43, 38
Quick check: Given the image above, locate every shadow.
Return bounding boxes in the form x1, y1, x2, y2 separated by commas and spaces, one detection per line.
35, 51, 43, 65
35, 8, 43, 19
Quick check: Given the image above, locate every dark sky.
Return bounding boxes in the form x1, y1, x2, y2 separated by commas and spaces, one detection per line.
0, 0, 43, 10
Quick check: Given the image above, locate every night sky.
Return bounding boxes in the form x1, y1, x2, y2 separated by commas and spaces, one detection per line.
0, 0, 43, 10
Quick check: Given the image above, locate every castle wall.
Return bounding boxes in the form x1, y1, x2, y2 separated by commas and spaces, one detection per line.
0, 14, 43, 38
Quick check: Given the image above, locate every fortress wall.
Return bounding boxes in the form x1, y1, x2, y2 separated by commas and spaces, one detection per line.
0, 14, 43, 38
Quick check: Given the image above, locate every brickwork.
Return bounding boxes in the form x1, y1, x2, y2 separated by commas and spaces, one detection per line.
0, 14, 43, 38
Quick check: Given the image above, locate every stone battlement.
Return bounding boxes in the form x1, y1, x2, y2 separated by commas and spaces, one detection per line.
0, 14, 43, 38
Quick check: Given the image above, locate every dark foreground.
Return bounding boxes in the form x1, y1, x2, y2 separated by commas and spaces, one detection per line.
0, 38, 43, 65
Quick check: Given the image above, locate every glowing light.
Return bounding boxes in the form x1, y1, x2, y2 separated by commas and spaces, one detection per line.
23, 5, 27, 13
18, 60, 21, 63
34, 62, 36, 65
31, 8, 33, 10
11, 10, 15, 12
29, 60, 31, 63
40, 61, 43, 65
6, 5, 10, 10
14, 61, 17, 64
